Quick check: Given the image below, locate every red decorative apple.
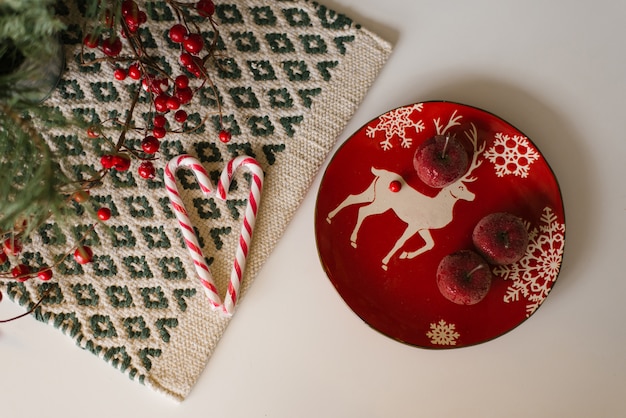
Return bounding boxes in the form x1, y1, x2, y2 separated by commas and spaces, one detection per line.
436, 250, 492, 305
413, 134, 469, 188
472, 212, 528, 265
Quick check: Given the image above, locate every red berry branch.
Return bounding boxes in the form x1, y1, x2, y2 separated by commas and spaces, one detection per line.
0, 0, 229, 317
81, 0, 226, 181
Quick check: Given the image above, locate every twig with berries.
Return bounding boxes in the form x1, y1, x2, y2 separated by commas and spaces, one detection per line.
0, 213, 109, 321
81, 0, 227, 183
1, 0, 230, 318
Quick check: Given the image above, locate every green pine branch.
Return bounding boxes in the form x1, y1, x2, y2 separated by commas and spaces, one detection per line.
0, 105, 73, 237
0, 0, 74, 239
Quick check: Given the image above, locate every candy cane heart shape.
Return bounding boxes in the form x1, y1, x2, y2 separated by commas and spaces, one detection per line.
164, 154, 264, 316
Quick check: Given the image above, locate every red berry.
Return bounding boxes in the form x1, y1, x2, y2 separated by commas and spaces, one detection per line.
113, 68, 127, 81
153, 126, 166, 139
147, 83, 160, 95
166, 96, 181, 110
196, 0, 215, 17
174, 109, 188, 123
141, 76, 152, 91
0, 290, 3, 302
73, 190, 90, 203
389, 180, 402, 192
179, 52, 194, 66
189, 56, 205, 77
0, 251, 7, 264
219, 130, 232, 143
137, 161, 156, 179
101, 154, 114, 169
154, 94, 169, 113
150, 78, 168, 94
138, 10, 147, 24
141, 135, 160, 154
125, 18, 139, 33
87, 126, 100, 138
83, 34, 100, 48
97, 207, 112, 221
153, 114, 167, 128
37, 268, 53, 281
128, 64, 142, 80
11, 264, 31, 282
175, 87, 193, 105
74, 246, 93, 265
175, 75, 189, 89
185, 61, 201, 78
102, 37, 122, 57
111, 154, 131, 171
183, 33, 204, 54
3, 238, 22, 256
121, 0, 138, 17
169, 24, 188, 43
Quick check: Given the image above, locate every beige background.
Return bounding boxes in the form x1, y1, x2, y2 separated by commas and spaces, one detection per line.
2, 0, 625, 416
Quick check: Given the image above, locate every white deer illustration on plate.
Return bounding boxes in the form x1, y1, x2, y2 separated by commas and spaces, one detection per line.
327, 115, 485, 271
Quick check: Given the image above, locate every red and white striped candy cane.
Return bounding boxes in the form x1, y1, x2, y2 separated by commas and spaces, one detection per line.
164, 154, 264, 316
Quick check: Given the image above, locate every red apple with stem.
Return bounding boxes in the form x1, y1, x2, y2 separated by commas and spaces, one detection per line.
436, 250, 492, 305
413, 134, 469, 188
472, 212, 529, 265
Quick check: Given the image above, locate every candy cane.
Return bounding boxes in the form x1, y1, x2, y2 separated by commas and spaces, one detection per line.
164, 154, 264, 316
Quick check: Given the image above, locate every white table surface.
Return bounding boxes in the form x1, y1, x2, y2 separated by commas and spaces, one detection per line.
2, 0, 625, 416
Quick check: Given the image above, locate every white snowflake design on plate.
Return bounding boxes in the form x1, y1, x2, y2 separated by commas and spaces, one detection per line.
366, 103, 425, 150
495, 206, 565, 317
426, 319, 460, 346
483, 133, 540, 178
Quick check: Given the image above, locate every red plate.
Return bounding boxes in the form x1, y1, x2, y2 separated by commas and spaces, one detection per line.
315, 101, 565, 348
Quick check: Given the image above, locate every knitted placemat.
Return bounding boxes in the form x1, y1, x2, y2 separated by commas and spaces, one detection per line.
2, 0, 391, 401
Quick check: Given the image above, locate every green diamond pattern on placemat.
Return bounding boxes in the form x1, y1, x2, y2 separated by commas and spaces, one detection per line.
1, 0, 391, 401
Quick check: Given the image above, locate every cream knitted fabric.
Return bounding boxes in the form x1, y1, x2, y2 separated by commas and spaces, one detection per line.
2, 0, 391, 401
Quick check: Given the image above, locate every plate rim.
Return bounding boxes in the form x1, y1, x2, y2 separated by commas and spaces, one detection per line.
314, 100, 566, 349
